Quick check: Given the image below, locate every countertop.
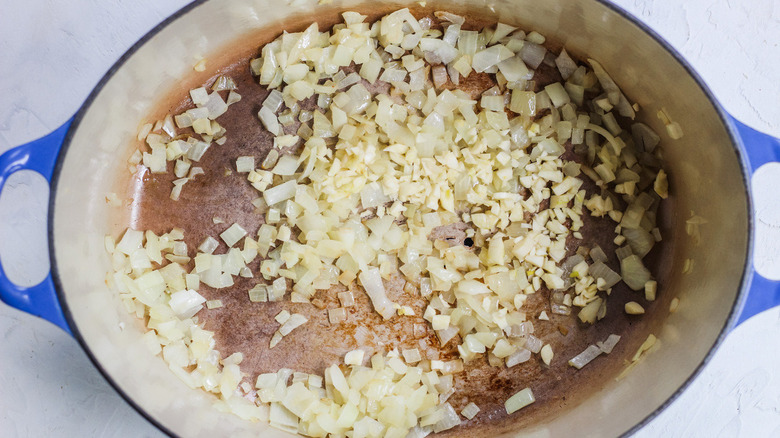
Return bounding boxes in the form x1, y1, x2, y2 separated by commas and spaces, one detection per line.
1, 0, 780, 436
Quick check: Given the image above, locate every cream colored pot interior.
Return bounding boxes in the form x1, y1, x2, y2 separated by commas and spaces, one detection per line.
52, 0, 749, 436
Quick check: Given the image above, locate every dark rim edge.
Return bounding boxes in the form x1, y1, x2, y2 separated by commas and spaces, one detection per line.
47, 1, 756, 437
48, 1, 212, 437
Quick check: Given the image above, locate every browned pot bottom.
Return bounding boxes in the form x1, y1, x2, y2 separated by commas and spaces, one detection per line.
121, 5, 677, 435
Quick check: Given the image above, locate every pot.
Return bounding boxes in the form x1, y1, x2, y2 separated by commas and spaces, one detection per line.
1, 0, 779, 436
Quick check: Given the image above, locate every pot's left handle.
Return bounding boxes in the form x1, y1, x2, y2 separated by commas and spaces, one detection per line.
0, 120, 73, 334
731, 116, 780, 326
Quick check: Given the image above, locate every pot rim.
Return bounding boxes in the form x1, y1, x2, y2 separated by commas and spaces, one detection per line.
47, 0, 755, 436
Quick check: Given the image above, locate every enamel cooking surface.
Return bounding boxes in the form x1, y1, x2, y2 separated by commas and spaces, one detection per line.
50, 0, 749, 436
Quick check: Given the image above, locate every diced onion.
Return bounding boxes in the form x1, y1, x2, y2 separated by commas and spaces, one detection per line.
204, 92, 228, 119
358, 268, 396, 320
258, 107, 282, 136
505, 388, 535, 414
631, 122, 661, 152
420, 38, 459, 65
344, 350, 365, 365
578, 297, 602, 324
597, 334, 621, 354
524, 335, 543, 354
190, 87, 209, 106
168, 289, 206, 319
402, 348, 422, 363
623, 227, 654, 258
206, 299, 223, 309
620, 255, 652, 291
263, 180, 297, 206
555, 49, 577, 79
432, 65, 448, 89
198, 236, 219, 254
360, 182, 390, 209
220, 223, 248, 247
568, 345, 602, 369
271, 155, 300, 176
434, 11, 465, 25
498, 55, 532, 82
472, 45, 514, 73
279, 313, 308, 336
589, 261, 621, 289
235, 156, 255, 173
433, 403, 461, 433
461, 402, 480, 420
519, 42, 546, 68
590, 245, 608, 263
111, 9, 673, 434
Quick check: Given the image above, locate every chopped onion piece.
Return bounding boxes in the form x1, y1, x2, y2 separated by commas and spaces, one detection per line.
279, 313, 308, 336
432, 65, 448, 89
490, 23, 517, 44
597, 334, 621, 354
589, 261, 621, 289
498, 55, 532, 82
434, 11, 465, 25
620, 255, 652, 291
540, 344, 554, 365
358, 268, 396, 320
190, 87, 209, 106
615, 245, 633, 260
329, 307, 347, 324
631, 122, 661, 152
236, 156, 255, 173
198, 236, 219, 254
472, 45, 514, 73
263, 180, 297, 206
248, 284, 268, 302
271, 155, 300, 176
258, 107, 282, 136
204, 92, 228, 119
623, 227, 654, 258
433, 403, 461, 433
544, 82, 570, 108
402, 348, 422, 363
360, 182, 390, 209
519, 42, 546, 68
338, 291, 355, 307
420, 38, 459, 65
568, 345, 602, 369
578, 297, 602, 324
590, 245, 608, 263
168, 289, 206, 319
206, 299, 223, 309
505, 388, 535, 414
116, 229, 143, 255
344, 349, 365, 365
220, 223, 248, 247
524, 335, 543, 354
436, 327, 459, 346
461, 402, 480, 420
555, 49, 577, 79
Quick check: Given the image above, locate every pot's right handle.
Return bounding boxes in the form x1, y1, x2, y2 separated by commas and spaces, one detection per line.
730, 116, 780, 326
0, 121, 72, 334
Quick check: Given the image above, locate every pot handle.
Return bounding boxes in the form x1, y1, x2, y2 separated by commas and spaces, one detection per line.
730, 116, 780, 326
0, 120, 72, 334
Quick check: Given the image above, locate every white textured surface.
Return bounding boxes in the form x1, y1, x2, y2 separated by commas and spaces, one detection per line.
1, 1, 779, 436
